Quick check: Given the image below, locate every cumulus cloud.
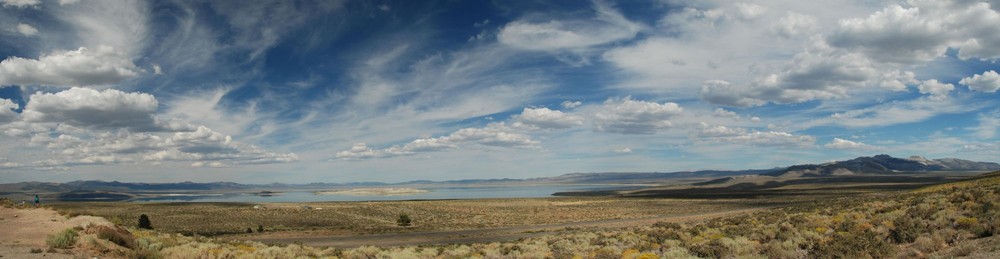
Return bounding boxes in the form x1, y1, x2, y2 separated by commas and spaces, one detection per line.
960, 70, 1000, 92
0, 46, 143, 87
1, 88, 297, 168
0, 98, 18, 124
828, 2, 1000, 62
15, 23, 37, 36
512, 107, 583, 130
700, 49, 917, 107
1, 0, 39, 8
713, 108, 739, 119
592, 97, 683, 134
828, 5, 951, 64
498, 0, 640, 51
21, 87, 194, 132
917, 79, 954, 100
824, 138, 875, 150
143, 126, 299, 165
771, 12, 816, 38
613, 147, 632, 153
335, 122, 540, 160
695, 123, 815, 148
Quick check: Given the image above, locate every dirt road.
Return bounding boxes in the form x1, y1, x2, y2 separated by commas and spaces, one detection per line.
243, 207, 765, 248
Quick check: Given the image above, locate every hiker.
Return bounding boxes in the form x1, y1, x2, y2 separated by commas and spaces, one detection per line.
34, 195, 39, 207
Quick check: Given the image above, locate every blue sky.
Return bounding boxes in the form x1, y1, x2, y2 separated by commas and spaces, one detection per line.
0, 0, 998, 183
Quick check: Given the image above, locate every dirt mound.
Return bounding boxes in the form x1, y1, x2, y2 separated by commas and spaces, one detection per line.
0, 207, 111, 258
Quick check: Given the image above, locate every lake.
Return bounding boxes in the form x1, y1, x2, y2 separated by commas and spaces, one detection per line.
131, 184, 642, 202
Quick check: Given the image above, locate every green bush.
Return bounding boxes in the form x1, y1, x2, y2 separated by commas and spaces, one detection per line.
397, 214, 412, 227
138, 214, 153, 229
46, 228, 77, 249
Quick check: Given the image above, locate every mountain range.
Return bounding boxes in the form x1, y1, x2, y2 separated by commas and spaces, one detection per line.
1, 155, 997, 193
766, 155, 1000, 177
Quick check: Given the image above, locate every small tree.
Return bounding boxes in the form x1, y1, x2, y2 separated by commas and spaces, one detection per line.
246, 227, 253, 233
257, 224, 264, 233
138, 214, 153, 229
397, 214, 412, 227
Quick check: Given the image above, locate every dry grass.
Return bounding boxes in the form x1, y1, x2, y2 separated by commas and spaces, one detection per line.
49, 197, 770, 236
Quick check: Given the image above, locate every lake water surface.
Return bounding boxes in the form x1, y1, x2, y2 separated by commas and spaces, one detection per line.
132, 185, 640, 203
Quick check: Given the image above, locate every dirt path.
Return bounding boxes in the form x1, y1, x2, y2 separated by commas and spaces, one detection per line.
0, 206, 110, 258
243, 207, 765, 248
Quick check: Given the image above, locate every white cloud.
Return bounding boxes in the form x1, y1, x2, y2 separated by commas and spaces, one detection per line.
613, 147, 632, 153
592, 97, 683, 134
152, 64, 163, 75
21, 87, 193, 132
335, 122, 540, 160
700, 46, 918, 107
0, 87, 297, 169
447, 124, 541, 148
335, 143, 382, 160
498, 0, 640, 51
827, 2, 1000, 62
970, 112, 1000, 139
771, 12, 816, 38
828, 5, 951, 64
58, 0, 79, 5
695, 123, 815, 148
561, 100, 582, 109
917, 79, 954, 100
700, 80, 766, 107
15, 23, 37, 36
512, 107, 583, 130
960, 70, 1000, 92
0, 98, 18, 124
805, 97, 971, 129
1, 0, 39, 8
733, 2, 767, 20
0, 46, 143, 87
712, 108, 739, 119
824, 138, 875, 150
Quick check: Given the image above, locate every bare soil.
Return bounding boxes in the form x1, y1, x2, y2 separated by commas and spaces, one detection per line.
0, 206, 110, 258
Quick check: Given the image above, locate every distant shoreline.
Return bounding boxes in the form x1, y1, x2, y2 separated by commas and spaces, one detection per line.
314, 188, 430, 196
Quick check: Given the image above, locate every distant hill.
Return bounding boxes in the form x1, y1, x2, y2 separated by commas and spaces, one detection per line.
2, 155, 996, 194
536, 169, 777, 184
766, 155, 1000, 177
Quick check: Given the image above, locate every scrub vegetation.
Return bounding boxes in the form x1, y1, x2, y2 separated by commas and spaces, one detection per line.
46, 171, 1000, 258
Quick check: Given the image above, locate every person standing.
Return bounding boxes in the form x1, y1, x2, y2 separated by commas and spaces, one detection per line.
34, 194, 39, 207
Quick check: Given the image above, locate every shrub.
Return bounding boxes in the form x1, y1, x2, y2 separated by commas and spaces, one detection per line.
397, 214, 412, 227
138, 214, 153, 229
814, 230, 896, 259
96, 226, 136, 249
890, 216, 923, 243
257, 224, 264, 233
46, 228, 77, 249
913, 236, 943, 253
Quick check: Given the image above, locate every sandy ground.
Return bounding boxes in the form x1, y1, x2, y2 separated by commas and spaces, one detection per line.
0, 206, 110, 258
242, 207, 766, 248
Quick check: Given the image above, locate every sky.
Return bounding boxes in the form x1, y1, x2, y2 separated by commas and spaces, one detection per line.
0, 0, 999, 184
